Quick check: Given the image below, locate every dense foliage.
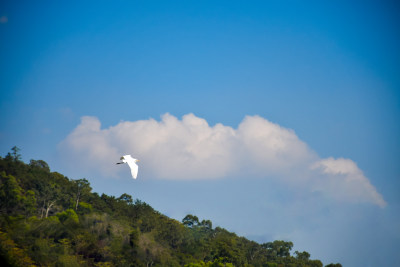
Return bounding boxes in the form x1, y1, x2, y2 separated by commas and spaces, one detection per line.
0, 147, 341, 267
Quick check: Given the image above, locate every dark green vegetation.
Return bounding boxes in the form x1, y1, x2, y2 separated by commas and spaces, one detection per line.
0, 147, 341, 267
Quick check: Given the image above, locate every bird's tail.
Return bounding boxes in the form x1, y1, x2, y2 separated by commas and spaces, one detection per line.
116, 162, 123, 164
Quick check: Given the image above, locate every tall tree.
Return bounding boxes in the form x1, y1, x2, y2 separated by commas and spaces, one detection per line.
118, 193, 133, 205
182, 214, 200, 228
73, 178, 91, 211
295, 250, 310, 261
29, 159, 50, 172
262, 240, 293, 257
9, 146, 22, 161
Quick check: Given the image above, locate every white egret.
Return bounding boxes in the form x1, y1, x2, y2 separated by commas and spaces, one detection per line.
117, 155, 139, 179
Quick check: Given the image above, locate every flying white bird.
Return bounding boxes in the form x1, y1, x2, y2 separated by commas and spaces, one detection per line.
117, 155, 139, 179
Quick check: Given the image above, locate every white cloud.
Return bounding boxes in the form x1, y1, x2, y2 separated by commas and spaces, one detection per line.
59, 113, 386, 207
311, 158, 387, 207
59, 116, 120, 176
236, 115, 317, 177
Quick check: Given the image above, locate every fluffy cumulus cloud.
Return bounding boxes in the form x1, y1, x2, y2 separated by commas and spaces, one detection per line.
59, 113, 386, 207
311, 158, 387, 207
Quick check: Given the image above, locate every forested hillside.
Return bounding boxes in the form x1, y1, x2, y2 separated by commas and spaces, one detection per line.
0, 147, 341, 267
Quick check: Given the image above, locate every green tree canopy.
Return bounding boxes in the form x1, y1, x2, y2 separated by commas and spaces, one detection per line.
0, 148, 340, 267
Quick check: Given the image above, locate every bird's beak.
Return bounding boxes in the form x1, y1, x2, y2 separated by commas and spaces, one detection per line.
137, 160, 140, 162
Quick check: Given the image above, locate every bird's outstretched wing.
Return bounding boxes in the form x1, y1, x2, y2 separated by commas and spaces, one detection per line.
127, 162, 138, 179
125, 156, 139, 179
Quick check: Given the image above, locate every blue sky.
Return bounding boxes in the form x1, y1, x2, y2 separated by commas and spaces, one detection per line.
1, 1, 399, 266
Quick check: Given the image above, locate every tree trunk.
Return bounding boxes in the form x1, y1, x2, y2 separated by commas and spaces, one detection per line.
75, 189, 81, 211
45, 201, 55, 218
40, 200, 46, 219
75, 193, 80, 211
